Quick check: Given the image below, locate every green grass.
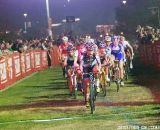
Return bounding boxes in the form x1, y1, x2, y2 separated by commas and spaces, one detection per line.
0, 66, 159, 130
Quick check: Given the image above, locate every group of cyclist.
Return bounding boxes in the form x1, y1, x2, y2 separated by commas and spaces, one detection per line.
58, 33, 134, 107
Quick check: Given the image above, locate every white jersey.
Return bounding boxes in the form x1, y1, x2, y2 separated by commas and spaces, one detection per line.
105, 46, 112, 55
122, 41, 130, 49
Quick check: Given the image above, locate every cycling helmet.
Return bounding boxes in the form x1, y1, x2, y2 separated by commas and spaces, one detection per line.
99, 42, 106, 48
86, 43, 94, 51
105, 36, 111, 42
112, 36, 120, 42
119, 36, 125, 41
67, 45, 74, 52
62, 36, 68, 42
120, 32, 124, 36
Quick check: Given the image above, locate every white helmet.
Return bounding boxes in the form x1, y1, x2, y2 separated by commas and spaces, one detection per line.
105, 36, 111, 42
62, 36, 68, 42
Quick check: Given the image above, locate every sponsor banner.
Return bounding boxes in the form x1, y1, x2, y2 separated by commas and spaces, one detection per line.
34, 51, 41, 70
42, 51, 48, 68
7, 57, 14, 81
25, 53, 31, 72
0, 47, 59, 90
21, 54, 26, 74
14, 55, 21, 78
30, 51, 35, 71
0, 59, 8, 85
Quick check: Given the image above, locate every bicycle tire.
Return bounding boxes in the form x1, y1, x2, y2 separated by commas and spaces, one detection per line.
73, 76, 77, 99
89, 83, 95, 114
68, 77, 73, 95
104, 84, 107, 96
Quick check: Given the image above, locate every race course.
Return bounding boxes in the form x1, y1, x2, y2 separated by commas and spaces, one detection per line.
0, 59, 160, 130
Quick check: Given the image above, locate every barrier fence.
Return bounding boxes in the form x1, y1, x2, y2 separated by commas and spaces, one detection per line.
0, 46, 59, 90
139, 42, 160, 69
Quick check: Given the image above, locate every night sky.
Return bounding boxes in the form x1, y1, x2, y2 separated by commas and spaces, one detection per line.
0, 0, 121, 33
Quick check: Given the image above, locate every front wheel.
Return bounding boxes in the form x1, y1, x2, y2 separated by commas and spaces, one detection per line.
89, 85, 96, 114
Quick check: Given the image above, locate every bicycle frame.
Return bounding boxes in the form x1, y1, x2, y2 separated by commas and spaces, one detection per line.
67, 66, 78, 98
113, 60, 121, 92
100, 66, 108, 96
82, 72, 96, 114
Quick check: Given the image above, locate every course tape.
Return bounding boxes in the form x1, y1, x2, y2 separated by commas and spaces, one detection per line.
0, 109, 159, 125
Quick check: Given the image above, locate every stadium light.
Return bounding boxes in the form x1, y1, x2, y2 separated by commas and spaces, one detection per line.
45, 0, 53, 39
23, 13, 28, 33
122, 0, 127, 5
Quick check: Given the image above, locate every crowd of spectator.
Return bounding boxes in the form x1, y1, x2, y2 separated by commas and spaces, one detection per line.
136, 25, 160, 44
0, 38, 58, 67
0, 38, 56, 55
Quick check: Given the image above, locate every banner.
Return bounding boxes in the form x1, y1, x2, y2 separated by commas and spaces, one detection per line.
25, 52, 31, 72
0, 47, 58, 90
0, 59, 7, 85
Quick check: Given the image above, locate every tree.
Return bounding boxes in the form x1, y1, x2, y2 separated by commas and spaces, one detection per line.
115, 0, 160, 39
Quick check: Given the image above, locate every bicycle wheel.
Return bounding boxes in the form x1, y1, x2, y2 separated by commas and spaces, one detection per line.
114, 69, 120, 92
124, 63, 129, 81
68, 77, 73, 95
103, 83, 107, 96
89, 83, 95, 114
73, 75, 77, 99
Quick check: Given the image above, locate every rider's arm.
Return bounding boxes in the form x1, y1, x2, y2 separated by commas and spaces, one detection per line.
79, 55, 84, 71
63, 55, 68, 67
121, 45, 126, 61
58, 46, 62, 61
73, 50, 78, 67
95, 54, 101, 72
126, 41, 134, 58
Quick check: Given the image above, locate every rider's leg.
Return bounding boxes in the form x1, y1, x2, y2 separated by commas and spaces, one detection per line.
119, 60, 124, 86
83, 79, 90, 107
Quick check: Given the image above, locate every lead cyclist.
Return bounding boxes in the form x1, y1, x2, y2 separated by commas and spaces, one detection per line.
109, 36, 125, 86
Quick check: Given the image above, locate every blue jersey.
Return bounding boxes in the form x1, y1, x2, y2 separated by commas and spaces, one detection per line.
109, 43, 124, 61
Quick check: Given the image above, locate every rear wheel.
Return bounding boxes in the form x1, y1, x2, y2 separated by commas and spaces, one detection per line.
68, 78, 73, 95
73, 77, 77, 99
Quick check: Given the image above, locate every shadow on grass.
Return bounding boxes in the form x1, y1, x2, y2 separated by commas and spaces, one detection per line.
0, 99, 160, 111
25, 93, 71, 100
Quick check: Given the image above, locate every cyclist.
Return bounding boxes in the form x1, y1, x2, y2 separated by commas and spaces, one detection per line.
110, 36, 125, 86
98, 42, 111, 82
59, 36, 73, 77
80, 43, 101, 107
63, 45, 77, 95
119, 36, 134, 69
104, 35, 115, 80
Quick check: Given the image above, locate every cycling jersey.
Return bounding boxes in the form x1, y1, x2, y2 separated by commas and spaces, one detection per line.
110, 43, 124, 61
80, 54, 100, 76
67, 56, 74, 67
59, 42, 73, 56
120, 40, 130, 50
105, 46, 112, 56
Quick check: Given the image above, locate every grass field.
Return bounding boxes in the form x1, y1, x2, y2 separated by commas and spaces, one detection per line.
0, 63, 160, 130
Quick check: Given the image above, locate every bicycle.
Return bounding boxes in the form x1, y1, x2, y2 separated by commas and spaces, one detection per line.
124, 48, 133, 81
83, 72, 96, 114
100, 65, 108, 96
124, 58, 130, 81
112, 60, 121, 92
67, 66, 78, 99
